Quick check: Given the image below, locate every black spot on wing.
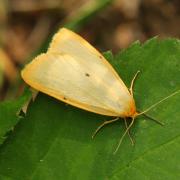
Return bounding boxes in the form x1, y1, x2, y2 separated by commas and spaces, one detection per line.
85, 73, 90, 77
63, 96, 67, 100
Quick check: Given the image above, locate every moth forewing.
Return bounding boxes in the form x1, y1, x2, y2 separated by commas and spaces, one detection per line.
48, 28, 130, 91
21, 52, 135, 117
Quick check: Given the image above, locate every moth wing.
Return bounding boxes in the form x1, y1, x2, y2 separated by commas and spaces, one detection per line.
21, 53, 133, 116
48, 28, 127, 88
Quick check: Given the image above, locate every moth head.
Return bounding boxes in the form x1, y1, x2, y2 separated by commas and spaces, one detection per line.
125, 99, 138, 118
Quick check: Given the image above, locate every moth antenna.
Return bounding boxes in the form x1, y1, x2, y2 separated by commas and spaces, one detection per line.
113, 117, 135, 154
137, 89, 180, 116
129, 70, 140, 96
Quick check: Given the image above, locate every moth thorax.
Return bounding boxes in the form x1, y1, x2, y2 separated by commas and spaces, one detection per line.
126, 100, 137, 118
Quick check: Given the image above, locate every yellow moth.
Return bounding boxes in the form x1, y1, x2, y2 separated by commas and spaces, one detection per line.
21, 28, 179, 153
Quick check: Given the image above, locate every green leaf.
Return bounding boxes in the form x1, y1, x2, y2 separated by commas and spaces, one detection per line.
0, 88, 32, 145
0, 38, 179, 179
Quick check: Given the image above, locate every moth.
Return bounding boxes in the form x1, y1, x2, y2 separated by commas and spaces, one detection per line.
21, 28, 179, 153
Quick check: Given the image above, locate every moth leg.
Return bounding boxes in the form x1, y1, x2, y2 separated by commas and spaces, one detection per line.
124, 118, 135, 146
114, 117, 135, 154
92, 117, 119, 139
129, 70, 140, 96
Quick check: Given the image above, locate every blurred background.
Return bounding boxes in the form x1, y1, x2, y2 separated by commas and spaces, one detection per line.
0, 0, 179, 101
